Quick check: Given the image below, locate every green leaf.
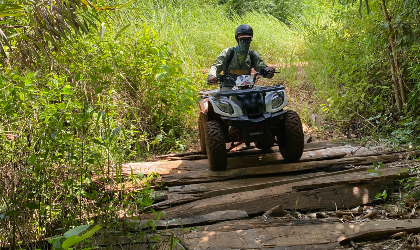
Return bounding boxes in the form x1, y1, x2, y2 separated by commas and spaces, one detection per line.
110, 127, 121, 142
114, 23, 130, 40
25, 202, 38, 210
63, 225, 90, 239
161, 65, 173, 74
155, 73, 166, 80
62, 85, 72, 95
62, 225, 101, 249
4, 210, 20, 217
28, 154, 36, 165
101, 66, 113, 73
95, 86, 104, 94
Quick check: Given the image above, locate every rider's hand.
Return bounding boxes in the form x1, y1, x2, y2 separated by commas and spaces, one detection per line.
264, 67, 275, 78
266, 66, 275, 73
208, 76, 218, 84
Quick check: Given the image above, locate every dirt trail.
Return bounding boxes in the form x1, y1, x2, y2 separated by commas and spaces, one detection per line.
96, 138, 420, 249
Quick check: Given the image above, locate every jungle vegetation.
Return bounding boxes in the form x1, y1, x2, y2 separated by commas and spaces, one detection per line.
0, 0, 419, 248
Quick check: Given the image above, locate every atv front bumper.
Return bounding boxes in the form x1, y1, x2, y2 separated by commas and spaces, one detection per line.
221, 110, 287, 144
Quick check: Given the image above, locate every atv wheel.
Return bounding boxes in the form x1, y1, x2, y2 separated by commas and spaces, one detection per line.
278, 110, 304, 162
205, 120, 227, 171
198, 118, 207, 155
254, 140, 273, 152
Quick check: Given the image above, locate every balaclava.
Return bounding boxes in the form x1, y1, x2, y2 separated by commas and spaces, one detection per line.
236, 40, 251, 55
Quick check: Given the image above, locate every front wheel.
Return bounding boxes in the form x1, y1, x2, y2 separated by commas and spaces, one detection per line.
205, 120, 227, 171
278, 110, 304, 162
198, 118, 207, 155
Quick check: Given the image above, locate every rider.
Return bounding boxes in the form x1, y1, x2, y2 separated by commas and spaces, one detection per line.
207, 24, 275, 90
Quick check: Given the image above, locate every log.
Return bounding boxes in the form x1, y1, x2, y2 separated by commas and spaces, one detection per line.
140, 167, 405, 220
183, 219, 420, 249
161, 153, 406, 186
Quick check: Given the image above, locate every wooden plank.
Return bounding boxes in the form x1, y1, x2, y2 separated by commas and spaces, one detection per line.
140, 168, 405, 220
197, 217, 341, 232
151, 168, 365, 210
129, 210, 248, 230
121, 148, 345, 176
121, 143, 390, 177
171, 146, 327, 160
161, 153, 406, 186
183, 219, 420, 249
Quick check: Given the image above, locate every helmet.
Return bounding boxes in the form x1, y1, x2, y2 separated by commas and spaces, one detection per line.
235, 24, 253, 42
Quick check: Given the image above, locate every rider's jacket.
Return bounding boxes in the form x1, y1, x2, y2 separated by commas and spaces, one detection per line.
208, 48, 268, 87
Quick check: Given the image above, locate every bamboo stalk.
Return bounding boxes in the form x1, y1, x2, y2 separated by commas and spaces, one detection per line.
381, 0, 406, 110
388, 46, 403, 113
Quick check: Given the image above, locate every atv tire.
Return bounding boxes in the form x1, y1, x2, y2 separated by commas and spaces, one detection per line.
205, 120, 227, 171
278, 110, 304, 162
198, 118, 207, 155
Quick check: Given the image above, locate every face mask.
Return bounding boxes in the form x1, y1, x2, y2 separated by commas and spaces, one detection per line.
237, 40, 251, 55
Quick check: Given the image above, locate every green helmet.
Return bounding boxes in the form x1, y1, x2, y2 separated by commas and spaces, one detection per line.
235, 24, 253, 42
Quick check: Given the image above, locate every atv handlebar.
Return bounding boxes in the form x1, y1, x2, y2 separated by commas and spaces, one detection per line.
207, 69, 280, 85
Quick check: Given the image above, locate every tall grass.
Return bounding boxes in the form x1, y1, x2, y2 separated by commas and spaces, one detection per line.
107, 0, 303, 77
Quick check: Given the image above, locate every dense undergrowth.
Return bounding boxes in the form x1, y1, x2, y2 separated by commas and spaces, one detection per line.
295, 0, 420, 146
0, 0, 300, 248
1, 0, 419, 248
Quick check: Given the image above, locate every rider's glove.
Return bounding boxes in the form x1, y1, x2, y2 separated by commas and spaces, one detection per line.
264, 67, 275, 79
208, 76, 218, 84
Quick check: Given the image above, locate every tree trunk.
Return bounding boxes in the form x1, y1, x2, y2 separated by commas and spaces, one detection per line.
381, 0, 406, 111
388, 46, 403, 113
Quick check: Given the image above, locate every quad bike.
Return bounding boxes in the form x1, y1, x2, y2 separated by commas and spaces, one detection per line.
198, 69, 304, 171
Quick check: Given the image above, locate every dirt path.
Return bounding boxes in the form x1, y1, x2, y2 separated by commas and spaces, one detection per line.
96, 138, 420, 249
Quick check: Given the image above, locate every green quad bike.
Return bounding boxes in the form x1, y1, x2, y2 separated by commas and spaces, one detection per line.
198, 70, 304, 171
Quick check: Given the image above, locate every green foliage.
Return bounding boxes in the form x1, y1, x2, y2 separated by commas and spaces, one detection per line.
367, 162, 385, 177
294, 0, 420, 145
49, 224, 101, 250
217, 0, 304, 24
374, 190, 388, 201
0, 0, 121, 65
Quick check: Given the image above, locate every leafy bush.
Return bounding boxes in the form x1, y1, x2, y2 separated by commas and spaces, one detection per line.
294, 0, 420, 143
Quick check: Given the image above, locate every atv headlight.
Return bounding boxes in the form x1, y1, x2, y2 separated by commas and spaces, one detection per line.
215, 100, 234, 114
272, 92, 284, 109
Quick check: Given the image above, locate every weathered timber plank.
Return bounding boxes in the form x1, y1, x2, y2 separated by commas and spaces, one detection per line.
121, 143, 390, 177
140, 168, 404, 220
183, 219, 420, 249
291, 167, 410, 191
197, 217, 341, 232
161, 153, 405, 186
129, 210, 248, 230
200, 168, 365, 199
151, 169, 364, 210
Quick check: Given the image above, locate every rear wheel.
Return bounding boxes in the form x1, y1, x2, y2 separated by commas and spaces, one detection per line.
278, 110, 304, 162
205, 120, 227, 171
198, 118, 207, 155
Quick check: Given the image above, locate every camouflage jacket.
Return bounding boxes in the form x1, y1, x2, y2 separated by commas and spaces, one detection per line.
208, 47, 268, 87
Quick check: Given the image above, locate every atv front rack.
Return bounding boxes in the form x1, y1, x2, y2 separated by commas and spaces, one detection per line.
210, 85, 285, 97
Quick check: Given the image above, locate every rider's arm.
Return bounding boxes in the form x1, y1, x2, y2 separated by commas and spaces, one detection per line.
207, 48, 230, 81
250, 50, 268, 73
250, 50, 274, 78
